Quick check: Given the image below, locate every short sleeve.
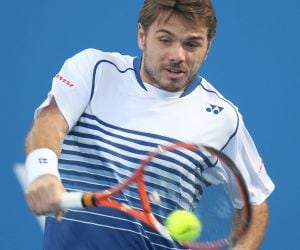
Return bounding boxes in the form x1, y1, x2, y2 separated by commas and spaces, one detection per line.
35, 49, 99, 130
222, 115, 275, 206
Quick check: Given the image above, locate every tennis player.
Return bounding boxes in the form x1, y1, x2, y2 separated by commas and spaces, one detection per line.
25, 1, 275, 249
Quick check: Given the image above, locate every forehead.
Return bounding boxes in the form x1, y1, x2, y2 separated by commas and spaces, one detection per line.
149, 14, 208, 38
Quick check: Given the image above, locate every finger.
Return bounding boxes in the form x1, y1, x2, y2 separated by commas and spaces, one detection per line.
25, 175, 66, 215
55, 209, 68, 221
26, 185, 56, 215
25, 192, 35, 210
26, 190, 44, 214
35, 184, 55, 214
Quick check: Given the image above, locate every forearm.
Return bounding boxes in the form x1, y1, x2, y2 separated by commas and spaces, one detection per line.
25, 98, 69, 186
25, 99, 68, 217
233, 202, 269, 250
25, 99, 68, 156
26, 116, 64, 156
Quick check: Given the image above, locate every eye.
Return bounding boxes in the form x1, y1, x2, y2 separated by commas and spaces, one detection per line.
185, 40, 203, 48
158, 37, 172, 45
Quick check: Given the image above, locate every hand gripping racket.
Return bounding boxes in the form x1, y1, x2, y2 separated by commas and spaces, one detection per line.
60, 143, 251, 249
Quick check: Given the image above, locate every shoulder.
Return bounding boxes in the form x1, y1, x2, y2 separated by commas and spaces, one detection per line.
198, 77, 242, 148
69, 48, 135, 70
199, 77, 239, 115
199, 78, 227, 101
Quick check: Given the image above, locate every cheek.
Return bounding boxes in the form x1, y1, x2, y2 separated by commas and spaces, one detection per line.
188, 53, 206, 70
146, 48, 161, 65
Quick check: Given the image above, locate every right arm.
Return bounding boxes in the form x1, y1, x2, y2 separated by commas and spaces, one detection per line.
25, 98, 68, 218
25, 49, 103, 217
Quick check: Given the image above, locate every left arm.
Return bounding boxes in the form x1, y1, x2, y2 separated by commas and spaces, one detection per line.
233, 201, 269, 250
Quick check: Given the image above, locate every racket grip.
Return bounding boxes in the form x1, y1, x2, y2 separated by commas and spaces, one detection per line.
60, 192, 84, 209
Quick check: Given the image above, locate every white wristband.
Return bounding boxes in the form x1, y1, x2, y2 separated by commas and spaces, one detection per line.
25, 148, 60, 185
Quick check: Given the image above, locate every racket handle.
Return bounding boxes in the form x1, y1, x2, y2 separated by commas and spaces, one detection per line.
60, 192, 84, 209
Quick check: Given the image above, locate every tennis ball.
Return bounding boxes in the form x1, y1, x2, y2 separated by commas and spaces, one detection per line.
165, 210, 202, 242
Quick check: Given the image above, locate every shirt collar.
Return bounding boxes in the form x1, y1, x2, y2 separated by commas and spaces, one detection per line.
133, 56, 202, 97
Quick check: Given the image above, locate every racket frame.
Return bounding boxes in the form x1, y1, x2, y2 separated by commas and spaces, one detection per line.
60, 143, 252, 249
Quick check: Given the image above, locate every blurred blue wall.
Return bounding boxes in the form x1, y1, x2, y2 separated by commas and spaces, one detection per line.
1, 1, 299, 249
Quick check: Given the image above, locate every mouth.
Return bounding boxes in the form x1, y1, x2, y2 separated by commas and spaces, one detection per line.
164, 67, 185, 79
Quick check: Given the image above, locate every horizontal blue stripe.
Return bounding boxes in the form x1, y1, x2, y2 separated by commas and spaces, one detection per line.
59, 168, 119, 186
60, 114, 216, 218
81, 113, 179, 143
63, 138, 209, 187
45, 207, 186, 249
60, 160, 196, 199
68, 130, 151, 155
61, 177, 179, 217
73, 119, 213, 172
60, 146, 206, 201
74, 121, 158, 148
60, 160, 195, 210
60, 157, 181, 188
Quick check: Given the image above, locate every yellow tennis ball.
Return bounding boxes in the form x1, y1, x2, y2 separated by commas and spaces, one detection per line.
165, 210, 202, 242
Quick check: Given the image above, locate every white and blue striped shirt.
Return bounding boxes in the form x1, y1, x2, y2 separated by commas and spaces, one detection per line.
36, 49, 274, 249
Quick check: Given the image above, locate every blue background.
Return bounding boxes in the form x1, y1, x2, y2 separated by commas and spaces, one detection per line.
1, 1, 299, 249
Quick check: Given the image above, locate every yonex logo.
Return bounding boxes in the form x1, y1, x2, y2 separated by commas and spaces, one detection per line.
206, 104, 224, 115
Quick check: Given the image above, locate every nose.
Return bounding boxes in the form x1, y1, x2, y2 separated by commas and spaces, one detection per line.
169, 43, 185, 64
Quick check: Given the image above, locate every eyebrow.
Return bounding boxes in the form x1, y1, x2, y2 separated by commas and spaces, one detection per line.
156, 29, 204, 41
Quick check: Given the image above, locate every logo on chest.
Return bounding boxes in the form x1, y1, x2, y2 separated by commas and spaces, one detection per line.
206, 104, 224, 115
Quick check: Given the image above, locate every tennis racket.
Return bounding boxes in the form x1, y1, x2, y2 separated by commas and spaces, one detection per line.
60, 142, 251, 249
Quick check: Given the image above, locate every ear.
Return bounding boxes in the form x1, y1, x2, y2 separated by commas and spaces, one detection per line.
137, 23, 146, 51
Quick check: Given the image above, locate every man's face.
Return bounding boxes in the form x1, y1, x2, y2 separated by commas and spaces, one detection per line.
138, 15, 210, 92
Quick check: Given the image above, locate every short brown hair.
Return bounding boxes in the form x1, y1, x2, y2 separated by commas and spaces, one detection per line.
138, 0, 217, 40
